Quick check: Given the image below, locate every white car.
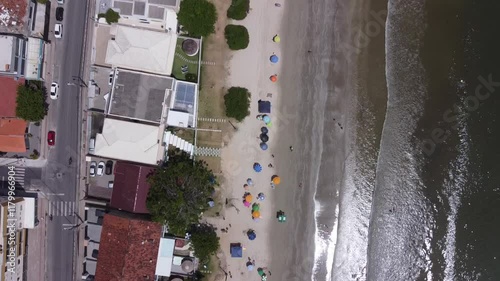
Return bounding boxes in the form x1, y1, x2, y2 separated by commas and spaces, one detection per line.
54, 24, 63, 39
50, 82, 59, 100
89, 161, 97, 177
97, 161, 105, 176
57, 0, 64, 4
108, 71, 114, 85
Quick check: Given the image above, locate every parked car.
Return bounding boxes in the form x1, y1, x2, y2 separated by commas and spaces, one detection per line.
47, 131, 55, 146
97, 161, 105, 176
54, 24, 63, 39
57, 0, 64, 4
56, 7, 64, 21
89, 161, 97, 177
50, 82, 59, 100
105, 160, 113, 175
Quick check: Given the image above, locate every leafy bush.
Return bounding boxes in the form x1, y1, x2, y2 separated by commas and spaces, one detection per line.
189, 223, 220, 263
224, 25, 249, 50
185, 73, 198, 83
16, 84, 47, 122
98, 8, 120, 24
146, 153, 216, 235
178, 0, 217, 37
227, 0, 249, 20
224, 87, 250, 121
37, 0, 49, 4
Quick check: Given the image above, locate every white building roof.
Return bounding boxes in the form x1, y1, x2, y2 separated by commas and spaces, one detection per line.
94, 118, 161, 165
105, 25, 177, 75
166, 109, 190, 128
25, 38, 44, 80
155, 238, 175, 277
22, 198, 35, 229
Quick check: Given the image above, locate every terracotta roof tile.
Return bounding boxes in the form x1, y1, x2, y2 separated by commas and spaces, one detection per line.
95, 213, 162, 281
0, 76, 24, 117
0, 119, 26, 152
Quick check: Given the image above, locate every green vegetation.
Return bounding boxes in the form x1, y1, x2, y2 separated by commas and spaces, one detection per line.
98, 8, 120, 24
37, 0, 49, 4
30, 150, 40, 160
178, 0, 217, 37
227, 0, 249, 20
224, 25, 249, 50
185, 73, 198, 83
16, 84, 47, 122
188, 223, 220, 263
146, 153, 216, 236
172, 38, 200, 81
224, 87, 250, 121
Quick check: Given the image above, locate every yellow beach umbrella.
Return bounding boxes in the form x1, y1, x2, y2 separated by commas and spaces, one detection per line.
252, 211, 260, 218
272, 176, 281, 185
245, 194, 253, 202
273, 35, 281, 43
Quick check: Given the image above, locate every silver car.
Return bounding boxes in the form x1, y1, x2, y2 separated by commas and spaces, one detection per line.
97, 161, 105, 176
89, 161, 97, 177
54, 23, 63, 39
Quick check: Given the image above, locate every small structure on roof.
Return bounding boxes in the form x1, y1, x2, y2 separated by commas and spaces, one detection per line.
182, 39, 199, 56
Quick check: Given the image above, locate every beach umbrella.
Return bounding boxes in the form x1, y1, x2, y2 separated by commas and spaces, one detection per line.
252, 203, 260, 212
261, 127, 269, 133
272, 175, 281, 185
263, 115, 271, 124
270, 75, 278, 82
258, 268, 265, 276
253, 163, 262, 172
247, 178, 254, 186
230, 243, 243, 258
245, 194, 253, 202
273, 35, 281, 43
257, 192, 265, 201
247, 263, 255, 271
244, 201, 251, 207
247, 230, 257, 241
260, 133, 269, 143
270, 55, 279, 63
260, 142, 268, 150
252, 211, 260, 218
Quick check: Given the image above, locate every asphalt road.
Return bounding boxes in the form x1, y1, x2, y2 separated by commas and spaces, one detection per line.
42, 0, 88, 280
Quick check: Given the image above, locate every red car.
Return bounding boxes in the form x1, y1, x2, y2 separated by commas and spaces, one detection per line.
47, 131, 56, 146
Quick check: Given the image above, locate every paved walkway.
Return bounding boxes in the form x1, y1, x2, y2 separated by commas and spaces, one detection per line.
26, 198, 48, 281
174, 52, 216, 65
198, 117, 227, 123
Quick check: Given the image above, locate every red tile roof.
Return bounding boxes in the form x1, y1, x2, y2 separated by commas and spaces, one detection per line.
0, 119, 26, 152
95, 213, 162, 281
0, 76, 24, 118
110, 162, 155, 214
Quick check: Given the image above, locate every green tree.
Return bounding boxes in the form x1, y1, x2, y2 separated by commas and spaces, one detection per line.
227, 0, 249, 20
16, 84, 47, 122
178, 0, 217, 37
98, 8, 120, 24
185, 73, 198, 83
224, 87, 250, 121
146, 153, 216, 235
189, 223, 220, 263
224, 25, 249, 50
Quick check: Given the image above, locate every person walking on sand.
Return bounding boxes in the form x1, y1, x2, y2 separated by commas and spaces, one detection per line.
289, 146, 294, 151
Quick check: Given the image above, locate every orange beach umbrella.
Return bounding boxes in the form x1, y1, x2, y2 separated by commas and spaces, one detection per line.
270, 75, 278, 82
252, 211, 261, 218
245, 194, 253, 202
272, 175, 281, 185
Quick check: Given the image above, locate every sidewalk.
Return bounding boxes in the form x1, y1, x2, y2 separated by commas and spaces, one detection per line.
26, 197, 48, 281
0, 158, 47, 168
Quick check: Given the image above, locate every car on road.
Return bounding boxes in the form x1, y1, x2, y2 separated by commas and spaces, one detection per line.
56, 7, 64, 21
50, 82, 59, 100
90, 161, 97, 177
105, 160, 113, 175
57, 0, 64, 4
97, 161, 105, 176
54, 23, 63, 38
47, 131, 56, 146
108, 71, 114, 85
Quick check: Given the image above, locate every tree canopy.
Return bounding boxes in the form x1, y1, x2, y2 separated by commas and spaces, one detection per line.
189, 223, 220, 263
98, 8, 120, 24
146, 153, 216, 235
227, 0, 249, 20
16, 84, 47, 122
178, 0, 217, 37
224, 25, 249, 50
224, 87, 250, 121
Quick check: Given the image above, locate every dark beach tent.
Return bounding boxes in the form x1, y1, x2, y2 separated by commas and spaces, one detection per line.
258, 100, 271, 113
260, 142, 268, 150
247, 230, 257, 240
261, 126, 269, 134
260, 133, 269, 143
230, 243, 243, 258
253, 163, 262, 172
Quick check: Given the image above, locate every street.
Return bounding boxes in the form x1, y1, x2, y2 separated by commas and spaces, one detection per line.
42, 0, 89, 280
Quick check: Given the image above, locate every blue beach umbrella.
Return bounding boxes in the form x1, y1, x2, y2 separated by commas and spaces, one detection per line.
270, 55, 279, 63
263, 115, 271, 124
260, 142, 268, 150
247, 230, 257, 240
253, 163, 262, 172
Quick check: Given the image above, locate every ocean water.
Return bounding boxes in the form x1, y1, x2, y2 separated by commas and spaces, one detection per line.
307, 0, 500, 280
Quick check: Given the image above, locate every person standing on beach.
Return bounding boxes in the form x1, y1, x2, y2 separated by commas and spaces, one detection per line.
289, 146, 294, 151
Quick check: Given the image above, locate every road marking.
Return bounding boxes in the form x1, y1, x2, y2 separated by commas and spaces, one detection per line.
49, 201, 76, 217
